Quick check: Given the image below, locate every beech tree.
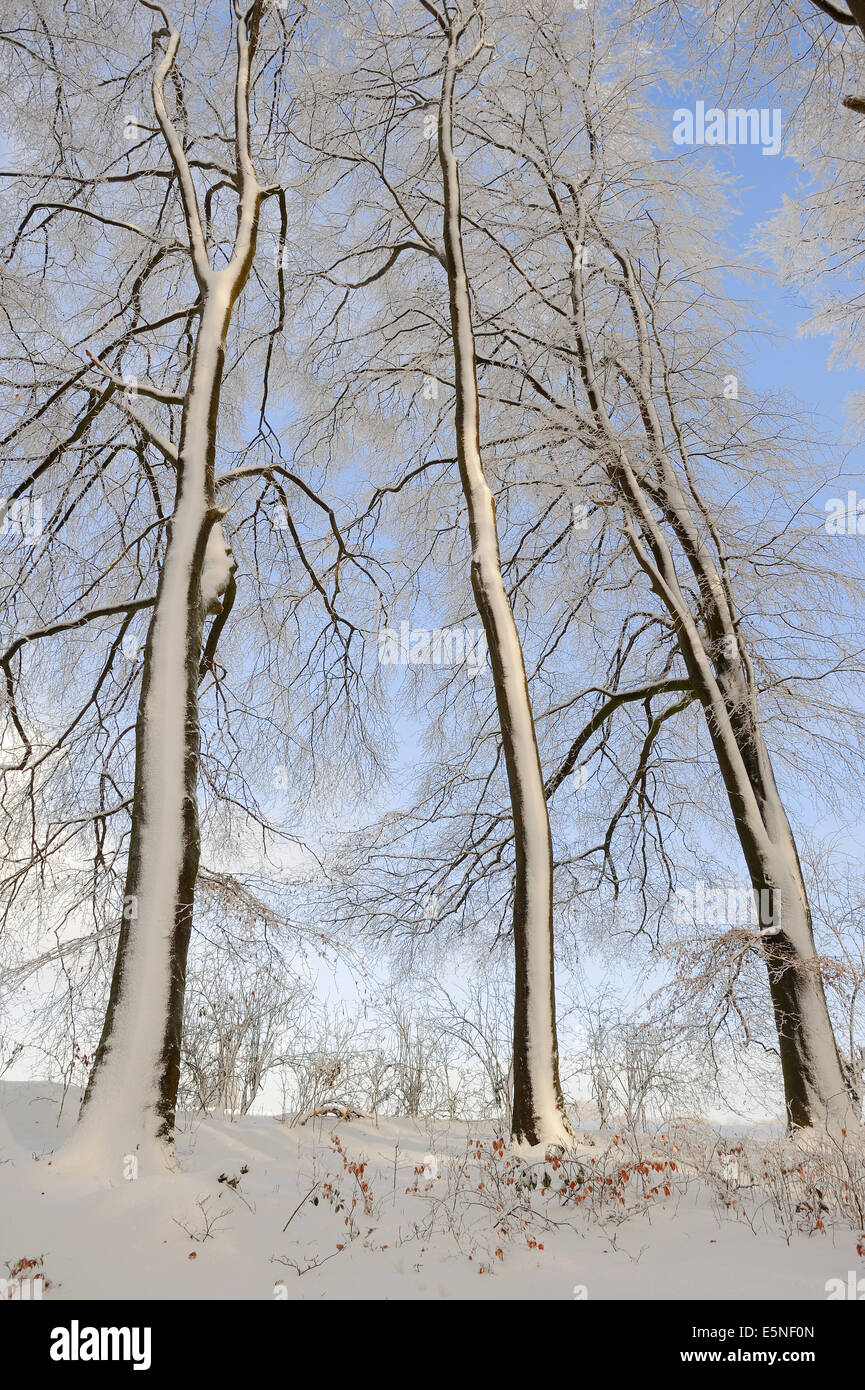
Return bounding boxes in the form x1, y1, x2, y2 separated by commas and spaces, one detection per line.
281, 0, 573, 1145
300, 0, 864, 1132
72, 0, 272, 1171
0, 0, 369, 1172
480, 5, 865, 1129
2, 0, 864, 1166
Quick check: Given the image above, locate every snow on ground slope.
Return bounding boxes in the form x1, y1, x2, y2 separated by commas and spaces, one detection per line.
0, 1082, 861, 1300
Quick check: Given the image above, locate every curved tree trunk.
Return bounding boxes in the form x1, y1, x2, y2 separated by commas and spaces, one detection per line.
616, 393, 854, 1133
433, 14, 571, 1147
554, 189, 857, 1132
612, 389, 856, 1134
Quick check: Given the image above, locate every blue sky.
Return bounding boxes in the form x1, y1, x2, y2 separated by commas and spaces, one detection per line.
700, 134, 864, 475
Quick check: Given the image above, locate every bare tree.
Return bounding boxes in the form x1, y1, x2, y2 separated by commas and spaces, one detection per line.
65, 0, 280, 1170
286, 0, 572, 1145
180, 925, 309, 1117
444, 4, 862, 1130
0, 0, 368, 1171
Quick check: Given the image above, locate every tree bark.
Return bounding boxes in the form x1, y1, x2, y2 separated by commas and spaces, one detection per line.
547, 185, 858, 1130
433, 16, 571, 1147
62, 5, 266, 1173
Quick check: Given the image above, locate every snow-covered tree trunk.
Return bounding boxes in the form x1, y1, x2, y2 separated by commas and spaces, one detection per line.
62, 3, 267, 1173
740, 739, 856, 1129
567, 234, 857, 1132
625, 368, 856, 1133
431, 6, 571, 1147
647, 534, 855, 1131
633, 490, 857, 1131
75, 412, 217, 1164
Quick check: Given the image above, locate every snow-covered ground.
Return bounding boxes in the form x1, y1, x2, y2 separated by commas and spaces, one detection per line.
0, 1082, 861, 1301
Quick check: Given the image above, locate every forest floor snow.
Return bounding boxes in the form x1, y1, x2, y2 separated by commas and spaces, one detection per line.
0, 1081, 862, 1301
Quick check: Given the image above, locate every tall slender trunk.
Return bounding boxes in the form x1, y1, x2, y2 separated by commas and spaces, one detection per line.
662, 579, 854, 1130
612, 388, 855, 1133
435, 25, 571, 1146
60, 8, 266, 1173
553, 190, 858, 1130
631, 480, 856, 1129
